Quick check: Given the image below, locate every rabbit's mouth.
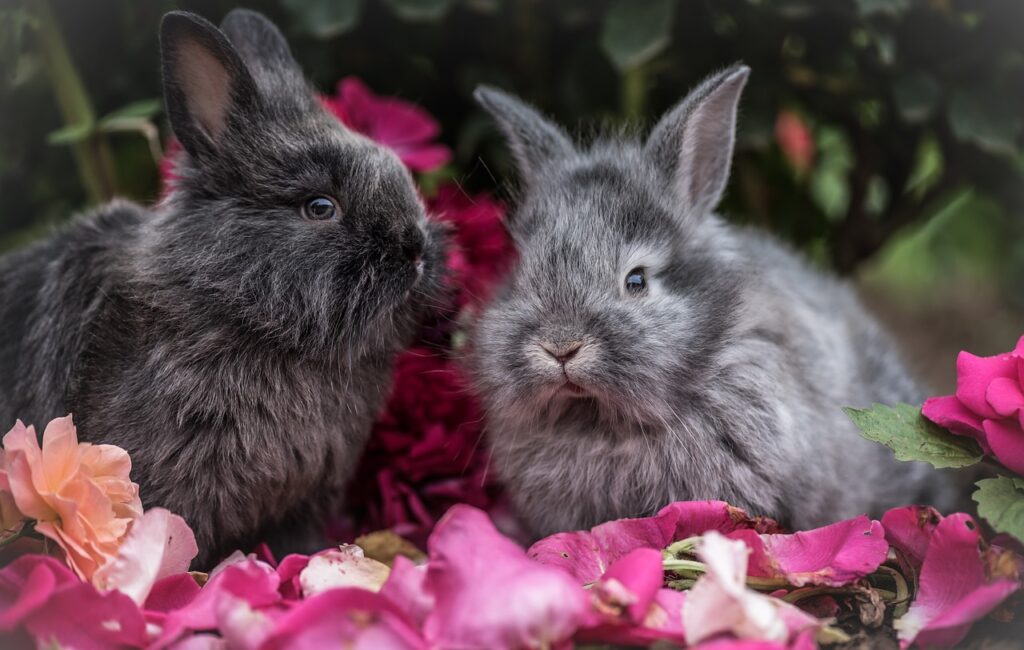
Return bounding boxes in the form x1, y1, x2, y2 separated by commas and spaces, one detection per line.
559, 380, 588, 397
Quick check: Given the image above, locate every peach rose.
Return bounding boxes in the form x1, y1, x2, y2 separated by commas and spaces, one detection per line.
1, 415, 143, 580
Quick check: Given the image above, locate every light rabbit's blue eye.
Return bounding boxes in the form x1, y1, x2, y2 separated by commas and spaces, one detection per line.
302, 196, 340, 221
625, 268, 646, 295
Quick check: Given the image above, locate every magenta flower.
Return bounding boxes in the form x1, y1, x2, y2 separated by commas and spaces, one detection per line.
529, 500, 781, 584
922, 336, 1024, 474
895, 513, 1019, 648
882, 506, 944, 570
743, 515, 889, 587
322, 77, 452, 173
422, 504, 590, 649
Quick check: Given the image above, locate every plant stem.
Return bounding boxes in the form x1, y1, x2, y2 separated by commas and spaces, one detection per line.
621, 64, 648, 121
34, 0, 117, 204
0, 520, 37, 549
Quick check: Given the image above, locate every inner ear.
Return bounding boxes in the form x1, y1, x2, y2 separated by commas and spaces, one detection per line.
173, 37, 234, 142
160, 11, 259, 159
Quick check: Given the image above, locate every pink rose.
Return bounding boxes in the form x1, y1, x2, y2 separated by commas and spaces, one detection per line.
922, 336, 1024, 474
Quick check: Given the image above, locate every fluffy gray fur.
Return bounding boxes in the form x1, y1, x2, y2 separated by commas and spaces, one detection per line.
0, 10, 444, 567
470, 66, 954, 538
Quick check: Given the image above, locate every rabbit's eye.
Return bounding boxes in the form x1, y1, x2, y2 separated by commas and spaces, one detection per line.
302, 196, 340, 221
625, 268, 647, 295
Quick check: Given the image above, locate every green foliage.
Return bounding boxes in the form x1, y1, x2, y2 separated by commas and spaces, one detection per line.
1, 0, 1022, 292
600, 0, 675, 72
974, 476, 1024, 544
844, 403, 984, 469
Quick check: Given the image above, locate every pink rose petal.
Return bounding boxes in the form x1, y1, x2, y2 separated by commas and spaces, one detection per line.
594, 547, 665, 623
982, 418, 1024, 475
380, 556, 433, 627
93, 507, 198, 605
955, 351, 1018, 421
987, 377, 1024, 417
424, 505, 589, 649
752, 516, 889, 587
896, 513, 1019, 648
921, 396, 987, 445
578, 588, 686, 646
0, 555, 78, 630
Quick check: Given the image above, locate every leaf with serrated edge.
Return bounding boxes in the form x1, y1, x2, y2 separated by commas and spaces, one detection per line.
974, 477, 1024, 545
844, 403, 983, 469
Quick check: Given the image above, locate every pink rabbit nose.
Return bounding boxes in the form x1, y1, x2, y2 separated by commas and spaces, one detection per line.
540, 341, 583, 365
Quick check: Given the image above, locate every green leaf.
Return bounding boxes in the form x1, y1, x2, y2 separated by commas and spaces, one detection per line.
600, 0, 675, 72
844, 403, 984, 469
283, 0, 362, 39
855, 0, 910, 17
893, 73, 940, 124
99, 99, 162, 123
974, 476, 1024, 544
46, 120, 94, 145
948, 90, 1022, 157
382, 0, 456, 22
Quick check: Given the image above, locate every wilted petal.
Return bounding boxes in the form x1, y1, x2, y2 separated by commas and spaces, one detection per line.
684, 532, 819, 646
752, 516, 889, 587
424, 505, 589, 649
881, 506, 943, 570
530, 501, 778, 584
380, 556, 433, 627
592, 548, 665, 623
93, 508, 198, 604
299, 545, 391, 598
896, 513, 1019, 648
260, 588, 424, 650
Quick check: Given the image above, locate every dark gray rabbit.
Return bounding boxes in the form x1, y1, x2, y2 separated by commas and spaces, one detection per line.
470, 66, 953, 537
0, 10, 444, 567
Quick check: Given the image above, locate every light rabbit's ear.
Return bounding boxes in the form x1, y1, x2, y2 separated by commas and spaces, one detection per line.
644, 65, 750, 219
159, 11, 259, 160
474, 86, 575, 184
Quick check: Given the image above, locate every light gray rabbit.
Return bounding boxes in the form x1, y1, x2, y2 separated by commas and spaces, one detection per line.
470, 65, 953, 537
0, 10, 444, 567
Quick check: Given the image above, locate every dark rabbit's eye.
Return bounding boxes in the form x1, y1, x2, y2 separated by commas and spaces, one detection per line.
625, 268, 647, 295
302, 196, 340, 221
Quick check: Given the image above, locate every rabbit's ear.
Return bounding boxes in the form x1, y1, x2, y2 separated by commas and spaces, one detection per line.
159, 11, 259, 159
474, 86, 575, 184
219, 9, 302, 94
644, 65, 749, 219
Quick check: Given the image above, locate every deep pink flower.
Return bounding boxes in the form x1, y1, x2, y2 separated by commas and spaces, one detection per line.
922, 336, 1024, 474
344, 348, 498, 545
775, 110, 814, 174
744, 515, 889, 587
423, 504, 590, 649
895, 513, 1019, 648
529, 500, 781, 584
428, 184, 516, 308
322, 77, 451, 172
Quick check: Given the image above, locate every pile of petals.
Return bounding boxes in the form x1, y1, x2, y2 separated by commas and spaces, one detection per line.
4, 458, 1022, 650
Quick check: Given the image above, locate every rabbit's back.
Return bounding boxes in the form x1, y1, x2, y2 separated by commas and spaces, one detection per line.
0, 200, 145, 430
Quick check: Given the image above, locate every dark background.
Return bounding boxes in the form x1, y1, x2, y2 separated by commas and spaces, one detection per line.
1, 0, 1022, 387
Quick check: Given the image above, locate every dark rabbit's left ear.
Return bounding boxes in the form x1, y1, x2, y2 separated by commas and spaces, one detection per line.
159, 11, 261, 160
644, 65, 750, 220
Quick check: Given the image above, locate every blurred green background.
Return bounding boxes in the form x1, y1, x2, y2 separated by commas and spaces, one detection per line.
1, 0, 1022, 389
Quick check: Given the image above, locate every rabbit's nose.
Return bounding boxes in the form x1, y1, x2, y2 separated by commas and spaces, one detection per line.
540, 341, 583, 365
